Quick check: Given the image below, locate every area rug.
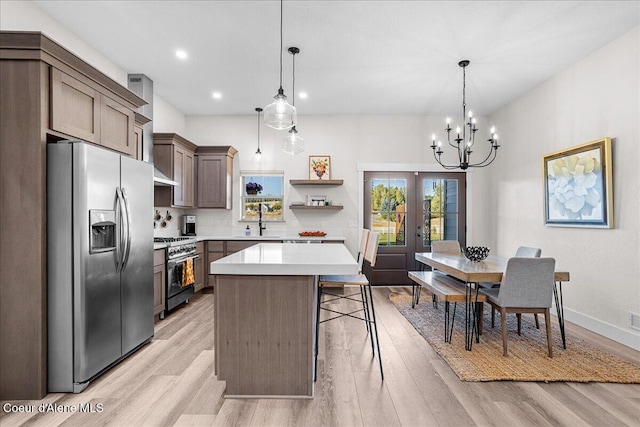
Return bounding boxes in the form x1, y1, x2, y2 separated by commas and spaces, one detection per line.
389, 292, 640, 383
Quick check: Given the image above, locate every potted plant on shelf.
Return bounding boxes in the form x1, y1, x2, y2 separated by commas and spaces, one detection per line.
246, 182, 263, 195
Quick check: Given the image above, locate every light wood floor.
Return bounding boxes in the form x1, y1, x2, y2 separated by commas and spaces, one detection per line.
1, 287, 639, 427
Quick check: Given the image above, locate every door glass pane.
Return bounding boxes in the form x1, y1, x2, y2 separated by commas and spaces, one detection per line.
422, 178, 458, 246
370, 178, 407, 246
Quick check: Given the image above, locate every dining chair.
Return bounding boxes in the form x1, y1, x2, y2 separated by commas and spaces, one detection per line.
413, 240, 461, 308
480, 246, 542, 328
317, 230, 383, 379
479, 257, 556, 357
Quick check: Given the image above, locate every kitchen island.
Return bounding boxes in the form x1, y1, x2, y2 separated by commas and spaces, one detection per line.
210, 243, 358, 398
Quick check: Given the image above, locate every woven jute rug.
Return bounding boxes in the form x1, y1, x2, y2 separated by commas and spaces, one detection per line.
389, 292, 640, 383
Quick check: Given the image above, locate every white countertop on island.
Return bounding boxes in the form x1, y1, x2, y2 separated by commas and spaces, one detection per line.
210, 243, 358, 276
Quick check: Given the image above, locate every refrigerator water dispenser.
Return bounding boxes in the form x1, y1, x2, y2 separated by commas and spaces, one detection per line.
89, 209, 116, 253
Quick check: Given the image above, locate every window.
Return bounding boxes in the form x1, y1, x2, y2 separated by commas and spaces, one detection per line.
240, 171, 284, 221
369, 177, 407, 247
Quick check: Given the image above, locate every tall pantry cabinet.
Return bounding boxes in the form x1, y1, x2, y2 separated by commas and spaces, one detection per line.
0, 31, 146, 400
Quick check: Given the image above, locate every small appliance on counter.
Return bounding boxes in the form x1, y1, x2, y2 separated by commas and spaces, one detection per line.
182, 215, 196, 236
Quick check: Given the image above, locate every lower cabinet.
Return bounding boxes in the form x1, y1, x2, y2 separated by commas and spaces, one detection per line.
206, 241, 225, 289
194, 241, 205, 292
153, 249, 166, 319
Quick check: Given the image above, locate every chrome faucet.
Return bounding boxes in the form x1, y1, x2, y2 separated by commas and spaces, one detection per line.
258, 203, 267, 236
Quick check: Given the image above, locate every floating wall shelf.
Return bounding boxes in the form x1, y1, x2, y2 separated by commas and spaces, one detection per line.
289, 205, 343, 210
289, 179, 343, 186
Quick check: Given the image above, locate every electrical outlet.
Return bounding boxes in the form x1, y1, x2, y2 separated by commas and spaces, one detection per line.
348, 220, 358, 228
320, 221, 326, 228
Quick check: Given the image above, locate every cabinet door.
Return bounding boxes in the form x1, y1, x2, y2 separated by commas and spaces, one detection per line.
173, 146, 186, 206
206, 251, 225, 288
194, 242, 204, 292
50, 68, 100, 143
153, 263, 165, 317
100, 95, 135, 157
184, 151, 195, 208
133, 124, 143, 161
197, 155, 227, 208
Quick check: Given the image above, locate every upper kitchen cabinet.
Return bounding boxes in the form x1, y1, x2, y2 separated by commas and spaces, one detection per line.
0, 31, 146, 400
195, 146, 237, 209
153, 133, 197, 208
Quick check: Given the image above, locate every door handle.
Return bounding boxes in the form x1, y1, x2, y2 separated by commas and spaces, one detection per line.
121, 188, 133, 271
115, 187, 127, 272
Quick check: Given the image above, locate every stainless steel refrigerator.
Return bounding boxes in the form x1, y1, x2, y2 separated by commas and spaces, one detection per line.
47, 140, 154, 393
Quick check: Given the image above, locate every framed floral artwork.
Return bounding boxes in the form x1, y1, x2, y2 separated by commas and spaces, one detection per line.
309, 155, 331, 180
542, 137, 613, 228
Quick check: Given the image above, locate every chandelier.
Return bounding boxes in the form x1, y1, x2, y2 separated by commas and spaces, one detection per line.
431, 60, 500, 170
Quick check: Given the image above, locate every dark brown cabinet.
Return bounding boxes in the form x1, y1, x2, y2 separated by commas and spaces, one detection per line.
153, 249, 166, 319
206, 241, 225, 289
195, 146, 237, 209
153, 133, 197, 208
50, 68, 138, 158
1, 31, 147, 400
50, 68, 100, 143
100, 94, 135, 157
194, 241, 205, 292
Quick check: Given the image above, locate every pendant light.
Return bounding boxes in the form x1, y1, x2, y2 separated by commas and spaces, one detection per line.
264, 0, 297, 130
430, 60, 500, 170
281, 46, 304, 155
255, 107, 263, 162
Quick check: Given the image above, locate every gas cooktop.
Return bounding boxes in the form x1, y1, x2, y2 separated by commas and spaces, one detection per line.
154, 237, 197, 246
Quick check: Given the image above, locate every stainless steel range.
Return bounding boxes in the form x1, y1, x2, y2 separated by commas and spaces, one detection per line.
154, 237, 198, 318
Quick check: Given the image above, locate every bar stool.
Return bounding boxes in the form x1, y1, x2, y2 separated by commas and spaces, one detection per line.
316, 230, 383, 380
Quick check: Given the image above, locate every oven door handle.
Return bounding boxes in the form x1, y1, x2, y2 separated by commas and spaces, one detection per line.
169, 255, 200, 265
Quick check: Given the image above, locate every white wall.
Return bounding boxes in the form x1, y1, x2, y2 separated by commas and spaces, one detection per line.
487, 27, 640, 349
184, 115, 491, 253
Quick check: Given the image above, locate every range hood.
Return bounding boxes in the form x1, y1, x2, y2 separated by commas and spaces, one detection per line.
153, 167, 179, 187
127, 74, 179, 188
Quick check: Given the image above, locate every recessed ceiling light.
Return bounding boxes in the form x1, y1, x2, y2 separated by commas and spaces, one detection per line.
175, 50, 188, 60
212, 92, 222, 99
298, 92, 308, 99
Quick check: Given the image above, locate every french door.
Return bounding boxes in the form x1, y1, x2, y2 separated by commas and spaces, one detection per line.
364, 171, 466, 285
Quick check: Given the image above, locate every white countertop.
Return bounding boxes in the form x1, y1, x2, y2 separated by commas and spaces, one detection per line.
196, 234, 345, 242
209, 243, 359, 276
153, 234, 345, 251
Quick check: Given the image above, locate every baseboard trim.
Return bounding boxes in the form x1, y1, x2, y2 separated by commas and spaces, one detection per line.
562, 307, 640, 351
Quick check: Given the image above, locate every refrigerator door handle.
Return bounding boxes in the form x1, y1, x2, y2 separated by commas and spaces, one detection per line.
115, 187, 129, 272
121, 188, 133, 271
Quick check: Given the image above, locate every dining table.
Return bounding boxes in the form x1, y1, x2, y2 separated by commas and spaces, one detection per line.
415, 252, 570, 351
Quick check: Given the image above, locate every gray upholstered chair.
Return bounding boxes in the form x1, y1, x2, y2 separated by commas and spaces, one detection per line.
479, 257, 556, 357
413, 240, 461, 307
480, 246, 543, 327
432, 240, 462, 255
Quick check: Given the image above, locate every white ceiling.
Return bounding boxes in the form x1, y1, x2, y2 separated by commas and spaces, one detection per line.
34, 1, 639, 117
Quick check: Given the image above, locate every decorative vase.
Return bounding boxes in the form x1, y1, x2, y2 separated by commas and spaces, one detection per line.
316, 170, 324, 179
247, 190, 258, 195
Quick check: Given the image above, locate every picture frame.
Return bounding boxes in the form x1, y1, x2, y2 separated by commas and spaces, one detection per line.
309, 155, 331, 180
542, 137, 613, 228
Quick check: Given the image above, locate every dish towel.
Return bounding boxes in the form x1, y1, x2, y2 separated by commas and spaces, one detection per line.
182, 258, 195, 287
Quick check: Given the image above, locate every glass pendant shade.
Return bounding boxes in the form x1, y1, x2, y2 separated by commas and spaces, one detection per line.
281, 126, 304, 155
264, 89, 297, 130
